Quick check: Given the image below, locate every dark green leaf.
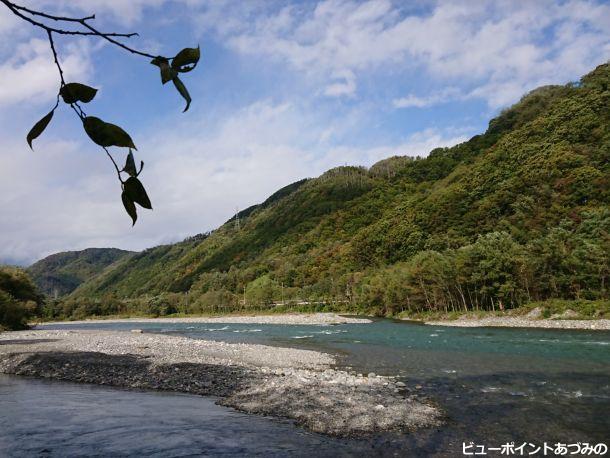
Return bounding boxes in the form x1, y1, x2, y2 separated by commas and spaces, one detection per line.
150, 56, 166, 66
172, 77, 191, 112
83, 116, 136, 149
150, 56, 176, 84
171, 46, 200, 73
123, 150, 137, 176
60, 83, 97, 104
161, 65, 177, 84
27, 110, 54, 149
121, 191, 137, 226
124, 177, 152, 209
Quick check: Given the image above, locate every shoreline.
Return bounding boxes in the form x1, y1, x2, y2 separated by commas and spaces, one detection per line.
423, 316, 610, 330
33, 311, 610, 331
35, 312, 371, 327
0, 329, 439, 437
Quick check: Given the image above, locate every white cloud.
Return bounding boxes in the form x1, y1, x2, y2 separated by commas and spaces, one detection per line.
27, 0, 178, 26
0, 98, 466, 265
202, 0, 610, 106
324, 69, 357, 97
0, 100, 304, 265
393, 87, 461, 109
0, 3, 20, 39
0, 38, 92, 106
317, 128, 468, 171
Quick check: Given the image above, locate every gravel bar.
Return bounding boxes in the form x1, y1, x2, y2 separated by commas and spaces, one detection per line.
37, 313, 371, 326
0, 330, 439, 437
425, 317, 610, 330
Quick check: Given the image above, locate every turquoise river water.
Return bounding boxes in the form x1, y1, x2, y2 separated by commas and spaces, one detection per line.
1, 318, 608, 456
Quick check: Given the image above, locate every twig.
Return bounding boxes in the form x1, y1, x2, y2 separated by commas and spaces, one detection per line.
80, 20, 155, 59
9, 1, 95, 23
47, 30, 86, 121
0, 0, 137, 37
46, 30, 65, 85
1, 0, 155, 190
71, 102, 86, 119
8, 2, 151, 57
103, 147, 124, 183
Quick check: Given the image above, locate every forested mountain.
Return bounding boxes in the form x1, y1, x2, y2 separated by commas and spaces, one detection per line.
28, 248, 133, 297
50, 63, 608, 319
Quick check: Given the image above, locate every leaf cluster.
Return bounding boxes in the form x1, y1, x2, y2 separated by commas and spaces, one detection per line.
151, 46, 200, 112
10, 0, 202, 225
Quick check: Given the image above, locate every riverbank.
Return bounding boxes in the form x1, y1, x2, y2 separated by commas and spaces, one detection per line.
399, 303, 610, 330
424, 315, 610, 330
33, 310, 610, 331
419, 305, 610, 330
0, 329, 439, 437
35, 312, 371, 327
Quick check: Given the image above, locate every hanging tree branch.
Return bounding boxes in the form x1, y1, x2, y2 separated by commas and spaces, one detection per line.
46, 29, 64, 85
1, 0, 138, 37
1, 0, 201, 225
80, 20, 155, 59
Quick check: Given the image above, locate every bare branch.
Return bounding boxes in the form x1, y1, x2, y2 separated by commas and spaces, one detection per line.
0, 0, 139, 38
8, 1, 95, 23
46, 30, 65, 86
80, 21, 155, 59
103, 147, 124, 184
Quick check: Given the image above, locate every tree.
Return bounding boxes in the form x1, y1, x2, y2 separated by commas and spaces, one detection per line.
1, 0, 201, 224
0, 266, 43, 330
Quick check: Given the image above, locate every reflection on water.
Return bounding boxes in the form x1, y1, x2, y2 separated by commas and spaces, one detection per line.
0, 375, 372, 457
4, 318, 609, 456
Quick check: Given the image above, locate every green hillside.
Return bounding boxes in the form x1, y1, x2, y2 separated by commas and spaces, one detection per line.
54, 63, 609, 319
0, 266, 43, 330
28, 248, 133, 297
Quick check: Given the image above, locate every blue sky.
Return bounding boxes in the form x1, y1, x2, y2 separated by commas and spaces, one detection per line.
1, 0, 609, 265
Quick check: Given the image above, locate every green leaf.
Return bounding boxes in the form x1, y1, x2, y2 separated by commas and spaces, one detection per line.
121, 191, 137, 226
150, 56, 165, 66
60, 83, 97, 104
123, 150, 137, 176
27, 110, 54, 149
124, 177, 152, 209
83, 116, 136, 149
150, 56, 176, 84
161, 65, 177, 84
171, 46, 200, 73
172, 77, 191, 112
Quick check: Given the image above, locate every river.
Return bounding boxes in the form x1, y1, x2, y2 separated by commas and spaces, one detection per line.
1, 318, 609, 456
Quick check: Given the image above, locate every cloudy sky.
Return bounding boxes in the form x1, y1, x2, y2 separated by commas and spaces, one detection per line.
1, 0, 609, 265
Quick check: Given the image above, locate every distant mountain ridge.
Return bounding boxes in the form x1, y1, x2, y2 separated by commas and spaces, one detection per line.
37, 62, 609, 319
27, 248, 133, 297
